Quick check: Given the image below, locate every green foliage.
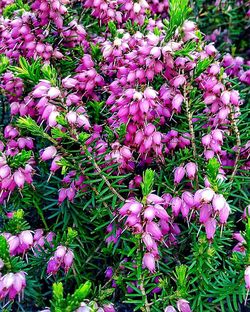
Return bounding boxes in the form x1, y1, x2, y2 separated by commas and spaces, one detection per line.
125, 19, 149, 35
194, 0, 249, 56
0, 236, 26, 274
164, 0, 192, 42
0, 235, 10, 265
50, 281, 91, 312
87, 101, 105, 123
0, 55, 9, 75
9, 57, 42, 86
194, 58, 213, 78
90, 44, 103, 63
108, 21, 117, 38
3, 0, 30, 18
3, 209, 30, 234
41, 65, 58, 86
174, 41, 197, 58
116, 123, 127, 143
141, 169, 155, 198
206, 157, 220, 191
16, 116, 55, 143
7, 150, 33, 169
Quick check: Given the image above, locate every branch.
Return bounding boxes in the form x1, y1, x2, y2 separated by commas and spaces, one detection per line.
229, 104, 241, 184
183, 85, 198, 162
84, 147, 126, 202
138, 241, 151, 312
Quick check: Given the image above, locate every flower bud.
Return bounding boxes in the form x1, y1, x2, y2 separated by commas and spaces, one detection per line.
182, 192, 194, 207
172, 94, 184, 111
202, 134, 212, 147
47, 257, 59, 275
219, 203, 230, 224
154, 204, 170, 221
146, 194, 164, 205
173, 75, 186, 88
105, 267, 113, 279
129, 202, 143, 215
19, 230, 33, 247
66, 111, 77, 124
212, 129, 223, 143
199, 204, 212, 224
103, 304, 116, 312
220, 91, 230, 105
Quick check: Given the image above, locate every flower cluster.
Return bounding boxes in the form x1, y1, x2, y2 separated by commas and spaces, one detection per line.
0, 0, 249, 310
47, 245, 74, 275
1, 229, 54, 256
119, 193, 181, 272
0, 271, 26, 301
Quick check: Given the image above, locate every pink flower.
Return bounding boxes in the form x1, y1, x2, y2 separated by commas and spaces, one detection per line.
177, 299, 192, 312
165, 306, 177, 312
142, 253, 155, 273
171, 197, 182, 217
19, 230, 33, 249
174, 166, 185, 184
173, 75, 186, 88
219, 203, 230, 224
47, 87, 61, 99
204, 218, 217, 240
146, 221, 163, 241
41, 146, 57, 161
199, 204, 212, 224
144, 206, 156, 221
212, 194, 226, 211
103, 304, 116, 312
13, 170, 25, 188
63, 250, 74, 272
142, 233, 155, 250
185, 162, 197, 180
55, 245, 67, 260
245, 266, 250, 289
200, 188, 215, 203
47, 257, 60, 275
0, 165, 11, 179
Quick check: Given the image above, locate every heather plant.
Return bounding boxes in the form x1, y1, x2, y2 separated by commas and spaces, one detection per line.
0, 0, 249, 311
